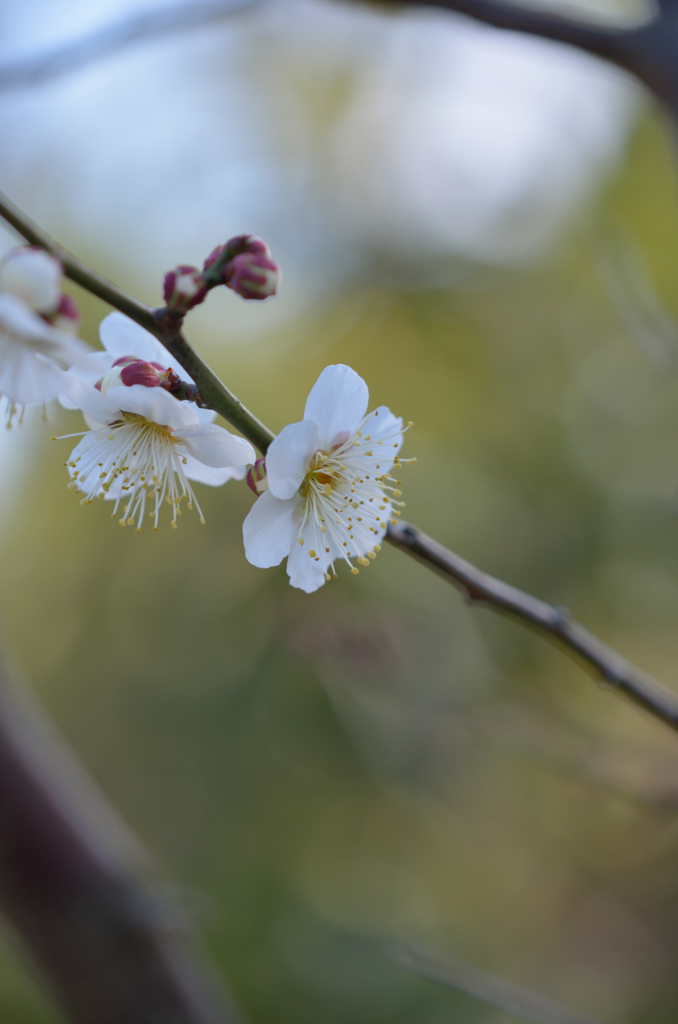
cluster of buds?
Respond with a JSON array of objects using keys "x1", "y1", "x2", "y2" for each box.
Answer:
[
  {"x1": 163, "y1": 234, "x2": 279, "y2": 315},
  {"x1": 204, "y1": 235, "x2": 279, "y2": 301},
  {"x1": 0, "y1": 246, "x2": 80, "y2": 332}
]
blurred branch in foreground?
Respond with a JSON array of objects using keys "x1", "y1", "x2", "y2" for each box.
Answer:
[
  {"x1": 376, "y1": 0, "x2": 678, "y2": 131},
  {"x1": 0, "y1": 0, "x2": 263, "y2": 93},
  {"x1": 0, "y1": 653, "x2": 242, "y2": 1024},
  {"x1": 2, "y1": 188, "x2": 678, "y2": 735},
  {"x1": 397, "y1": 943, "x2": 602, "y2": 1024}
]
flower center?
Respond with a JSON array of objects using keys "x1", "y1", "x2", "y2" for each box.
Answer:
[
  {"x1": 64, "y1": 411, "x2": 205, "y2": 531},
  {"x1": 294, "y1": 417, "x2": 412, "y2": 582},
  {"x1": 299, "y1": 449, "x2": 342, "y2": 497}
]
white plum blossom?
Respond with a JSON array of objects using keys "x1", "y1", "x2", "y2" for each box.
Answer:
[
  {"x1": 0, "y1": 247, "x2": 90, "y2": 425},
  {"x1": 0, "y1": 247, "x2": 62, "y2": 313},
  {"x1": 59, "y1": 312, "x2": 255, "y2": 530},
  {"x1": 243, "y1": 364, "x2": 411, "y2": 593}
]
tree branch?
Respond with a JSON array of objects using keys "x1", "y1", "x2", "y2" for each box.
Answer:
[
  {"x1": 376, "y1": 0, "x2": 678, "y2": 118},
  {"x1": 0, "y1": 0, "x2": 263, "y2": 93},
  {"x1": 0, "y1": 191, "x2": 274, "y2": 456},
  {"x1": 2, "y1": 190, "x2": 678, "y2": 734},
  {"x1": 386, "y1": 521, "x2": 678, "y2": 730},
  {"x1": 0, "y1": 655, "x2": 242, "y2": 1024}
]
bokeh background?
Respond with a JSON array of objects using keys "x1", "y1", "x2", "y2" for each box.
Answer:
[{"x1": 2, "y1": 0, "x2": 678, "y2": 1021}]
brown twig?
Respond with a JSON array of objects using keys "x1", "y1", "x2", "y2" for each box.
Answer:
[
  {"x1": 0, "y1": 0, "x2": 264, "y2": 93},
  {"x1": 376, "y1": 0, "x2": 678, "y2": 123},
  {"x1": 0, "y1": 655, "x2": 242, "y2": 1024},
  {"x1": 2, "y1": 190, "x2": 678, "y2": 734},
  {"x1": 0, "y1": 191, "x2": 274, "y2": 455},
  {"x1": 386, "y1": 521, "x2": 678, "y2": 730}
]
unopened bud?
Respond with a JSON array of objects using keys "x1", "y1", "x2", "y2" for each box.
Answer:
[
  {"x1": 163, "y1": 265, "x2": 208, "y2": 313},
  {"x1": 50, "y1": 293, "x2": 80, "y2": 334},
  {"x1": 246, "y1": 458, "x2": 268, "y2": 495},
  {"x1": 0, "y1": 246, "x2": 62, "y2": 314},
  {"x1": 224, "y1": 252, "x2": 279, "y2": 301},
  {"x1": 98, "y1": 356, "x2": 170, "y2": 394},
  {"x1": 120, "y1": 359, "x2": 171, "y2": 388},
  {"x1": 203, "y1": 235, "x2": 270, "y2": 273}
]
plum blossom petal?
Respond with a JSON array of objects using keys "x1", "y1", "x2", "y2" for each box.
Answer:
[
  {"x1": 266, "y1": 419, "x2": 320, "y2": 500},
  {"x1": 0, "y1": 294, "x2": 91, "y2": 418},
  {"x1": 104, "y1": 384, "x2": 199, "y2": 429},
  {"x1": 243, "y1": 364, "x2": 411, "y2": 590},
  {"x1": 0, "y1": 248, "x2": 62, "y2": 314},
  {"x1": 303, "y1": 364, "x2": 369, "y2": 448},
  {"x1": 59, "y1": 373, "x2": 123, "y2": 425},
  {"x1": 176, "y1": 423, "x2": 254, "y2": 468},
  {"x1": 243, "y1": 490, "x2": 300, "y2": 567},
  {"x1": 99, "y1": 312, "x2": 176, "y2": 369},
  {"x1": 67, "y1": 312, "x2": 216, "y2": 426},
  {"x1": 60, "y1": 345, "x2": 255, "y2": 529},
  {"x1": 0, "y1": 347, "x2": 66, "y2": 406},
  {"x1": 286, "y1": 535, "x2": 327, "y2": 594},
  {"x1": 178, "y1": 455, "x2": 247, "y2": 486}
]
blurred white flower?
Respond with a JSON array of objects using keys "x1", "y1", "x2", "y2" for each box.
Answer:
[
  {"x1": 243, "y1": 363, "x2": 409, "y2": 593},
  {"x1": 0, "y1": 246, "x2": 62, "y2": 313},
  {"x1": 59, "y1": 312, "x2": 255, "y2": 529},
  {"x1": 0, "y1": 246, "x2": 90, "y2": 425}
]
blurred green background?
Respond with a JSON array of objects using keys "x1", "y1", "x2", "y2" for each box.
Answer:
[{"x1": 3, "y1": 4, "x2": 678, "y2": 1023}]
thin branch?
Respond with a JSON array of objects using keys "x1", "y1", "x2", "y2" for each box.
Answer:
[
  {"x1": 0, "y1": 191, "x2": 274, "y2": 455},
  {"x1": 386, "y1": 521, "x2": 678, "y2": 731},
  {"x1": 0, "y1": 654, "x2": 242, "y2": 1024},
  {"x1": 397, "y1": 944, "x2": 601, "y2": 1024},
  {"x1": 2, "y1": 191, "x2": 678, "y2": 734},
  {"x1": 376, "y1": 0, "x2": 678, "y2": 117},
  {"x1": 0, "y1": 0, "x2": 263, "y2": 93}
]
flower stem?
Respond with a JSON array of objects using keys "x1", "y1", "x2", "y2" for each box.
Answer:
[
  {"x1": 2, "y1": 189, "x2": 678, "y2": 733},
  {"x1": 0, "y1": 191, "x2": 274, "y2": 454}
]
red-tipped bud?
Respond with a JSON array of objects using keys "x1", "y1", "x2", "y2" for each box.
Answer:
[
  {"x1": 120, "y1": 359, "x2": 171, "y2": 388},
  {"x1": 246, "y1": 458, "x2": 268, "y2": 495},
  {"x1": 163, "y1": 265, "x2": 208, "y2": 313},
  {"x1": 98, "y1": 357, "x2": 171, "y2": 394},
  {"x1": 49, "y1": 293, "x2": 80, "y2": 334},
  {"x1": 224, "y1": 252, "x2": 279, "y2": 301},
  {"x1": 203, "y1": 235, "x2": 270, "y2": 272}
]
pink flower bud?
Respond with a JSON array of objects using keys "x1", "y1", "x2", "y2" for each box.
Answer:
[
  {"x1": 246, "y1": 458, "x2": 268, "y2": 495},
  {"x1": 203, "y1": 235, "x2": 270, "y2": 272},
  {"x1": 0, "y1": 246, "x2": 62, "y2": 314},
  {"x1": 120, "y1": 359, "x2": 170, "y2": 388},
  {"x1": 224, "y1": 252, "x2": 279, "y2": 301},
  {"x1": 50, "y1": 293, "x2": 80, "y2": 334},
  {"x1": 163, "y1": 265, "x2": 208, "y2": 312},
  {"x1": 98, "y1": 357, "x2": 170, "y2": 394}
]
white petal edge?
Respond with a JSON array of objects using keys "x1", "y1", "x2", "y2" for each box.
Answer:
[
  {"x1": 266, "y1": 418, "x2": 319, "y2": 500},
  {"x1": 105, "y1": 384, "x2": 199, "y2": 428},
  {"x1": 243, "y1": 490, "x2": 299, "y2": 568},
  {"x1": 303, "y1": 364, "x2": 369, "y2": 449},
  {"x1": 0, "y1": 345, "x2": 67, "y2": 405},
  {"x1": 176, "y1": 423, "x2": 255, "y2": 468},
  {"x1": 364, "y1": 406, "x2": 404, "y2": 472},
  {"x1": 286, "y1": 534, "x2": 327, "y2": 593},
  {"x1": 59, "y1": 373, "x2": 121, "y2": 425},
  {"x1": 181, "y1": 455, "x2": 247, "y2": 486},
  {"x1": 100, "y1": 312, "x2": 191, "y2": 380}
]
